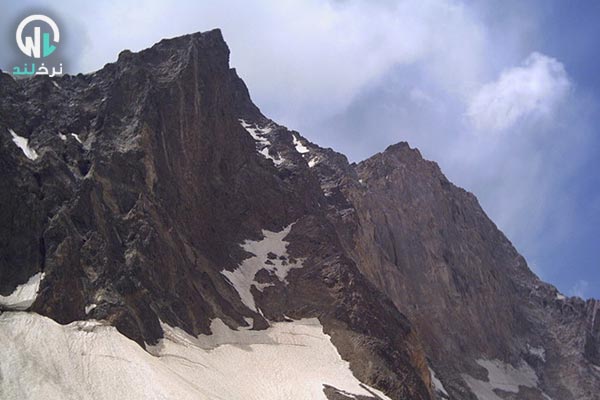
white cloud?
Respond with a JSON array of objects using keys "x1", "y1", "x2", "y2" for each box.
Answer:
[
  {"x1": 467, "y1": 52, "x2": 570, "y2": 132},
  {"x1": 409, "y1": 87, "x2": 435, "y2": 106},
  {"x1": 32, "y1": 0, "x2": 488, "y2": 128}
]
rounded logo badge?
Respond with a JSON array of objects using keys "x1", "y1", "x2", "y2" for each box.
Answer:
[{"x1": 16, "y1": 14, "x2": 60, "y2": 58}]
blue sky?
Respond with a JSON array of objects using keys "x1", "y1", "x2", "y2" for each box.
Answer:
[{"x1": 1, "y1": 0, "x2": 598, "y2": 298}]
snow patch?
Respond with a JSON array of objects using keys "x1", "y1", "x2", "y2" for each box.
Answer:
[
  {"x1": 51, "y1": 81, "x2": 61, "y2": 89},
  {"x1": 463, "y1": 359, "x2": 552, "y2": 400},
  {"x1": 556, "y1": 292, "x2": 566, "y2": 300},
  {"x1": 85, "y1": 303, "x2": 97, "y2": 314},
  {"x1": 527, "y1": 344, "x2": 546, "y2": 362},
  {"x1": 259, "y1": 147, "x2": 284, "y2": 166},
  {"x1": 8, "y1": 129, "x2": 38, "y2": 160},
  {"x1": 58, "y1": 133, "x2": 67, "y2": 141},
  {"x1": 239, "y1": 119, "x2": 285, "y2": 166},
  {"x1": 70, "y1": 133, "x2": 83, "y2": 144},
  {"x1": 242, "y1": 317, "x2": 254, "y2": 328},
  {"x1": 0, "y1": 272, "x2": 44, "y2": 311},
  {"x1": 308, "y1": 157, "x2": 320, "y2": 168},
  {"x1": 240, "y1": 119, "x2": 273, "y2": 142},
  {"x1": 429, "y1": 367, "x2": 449, "y2": 397},
  {"x1": 293, "y1": 134, "x2": 310, "y2": 154},
  {"x1": 0, "y1": 312, "x2": 392, "y2": 400},
  {"x1": 221, "y1": 224, "x2": 303, "y2": 312}
]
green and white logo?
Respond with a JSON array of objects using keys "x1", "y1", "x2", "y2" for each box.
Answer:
[
  {"x1": 16, "y1": 14, "x2": 60, "y2": 58},
  {"x1": 12, "y1": 14, "x2": 63, "y2": 77}
]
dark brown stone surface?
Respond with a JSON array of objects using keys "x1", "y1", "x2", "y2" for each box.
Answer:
[{"x1": 309, "y1": 141, "x2": 600, "y2": 398}]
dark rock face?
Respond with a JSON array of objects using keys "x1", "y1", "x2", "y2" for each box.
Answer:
[{"x1": 0, "y1": 29, "x2": 598, "y2": 399}]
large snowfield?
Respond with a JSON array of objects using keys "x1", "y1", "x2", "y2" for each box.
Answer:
[{"x1": 0, "y1": 312, "x2": 391, "y2": 400}]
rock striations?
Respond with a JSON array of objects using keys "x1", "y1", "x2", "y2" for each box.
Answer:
[{"x1": 0, "y1": 29, "x2": 598, "y2": 400}]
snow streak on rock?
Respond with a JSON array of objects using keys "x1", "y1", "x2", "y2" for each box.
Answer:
[
  {"x1": 429, "y1": 367, "x2": 449, "y2": 398},
  {"x1": 70, "y1": 133, "x2": 83, "y2": 144},
  {"x1": 527, "y1": 344, "x2": 547, "y2": 362},
  {"x1": 85, "y1": 304, "x2": 97, "y2": 315},
  {"x1": 221, "y1": 224, "x2": 302, "y2": 312},
  {"x1": 8, "y1": 129, "x2": 38, "y2": 160},
  {"x1": 239, "y1": 119, "x2": 284, "y2": 166}
]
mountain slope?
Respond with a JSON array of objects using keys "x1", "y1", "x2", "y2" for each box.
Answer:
[
  {"x1": 0, "y1": 30, "x2": 430, "y2": 400},
  {"x1": 0, "y1": 29, "x2": 598, "y2": 400},
  {"x1": 311, "y1": 141, "x2": 600, "y2": 399}
]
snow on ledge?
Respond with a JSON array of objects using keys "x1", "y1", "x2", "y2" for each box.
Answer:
[
  {"x1": 221, "y1": 223, "x2": 303, "y2": 312},
  {"x1": 293, "y1": 134, "x2": 310, "y2": 154},
  {"x1": 0, "y1": 312, "x2": 392, "y2": 400},
  {"x1": 308, "y1": 157, "x2": 320, "y2": 168},
  {"x1": 0, "y1": 272, "x2": 44, "y2": 311},
  {"x1": 8, "y1": 129, "x2": 38, "y2": 160}
]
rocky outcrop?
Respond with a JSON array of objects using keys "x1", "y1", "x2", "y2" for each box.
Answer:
[{"x1": 0, "y1": 29, "x2": 598, "y2": 400}]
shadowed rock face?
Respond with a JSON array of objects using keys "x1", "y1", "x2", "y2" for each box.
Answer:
[{"x1": 0, "y1": 29, "x2": 598, "y2": 400}]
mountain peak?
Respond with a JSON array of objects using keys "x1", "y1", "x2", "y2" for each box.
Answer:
[
  {"x1": 382, "y1": 141, "x2": 424, "y2": 161},
  {"x1": 99, "y1": 28, "x2": 231, "y2": 82}
]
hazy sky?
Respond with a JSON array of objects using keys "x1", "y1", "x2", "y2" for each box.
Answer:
[{"x1": 2, "y1": 0, "x2": 598, "y2": 298}]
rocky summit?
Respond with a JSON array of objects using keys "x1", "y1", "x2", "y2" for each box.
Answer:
[{"x1": 0, "y1": 29, "x2": 598, "y2": 400}]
